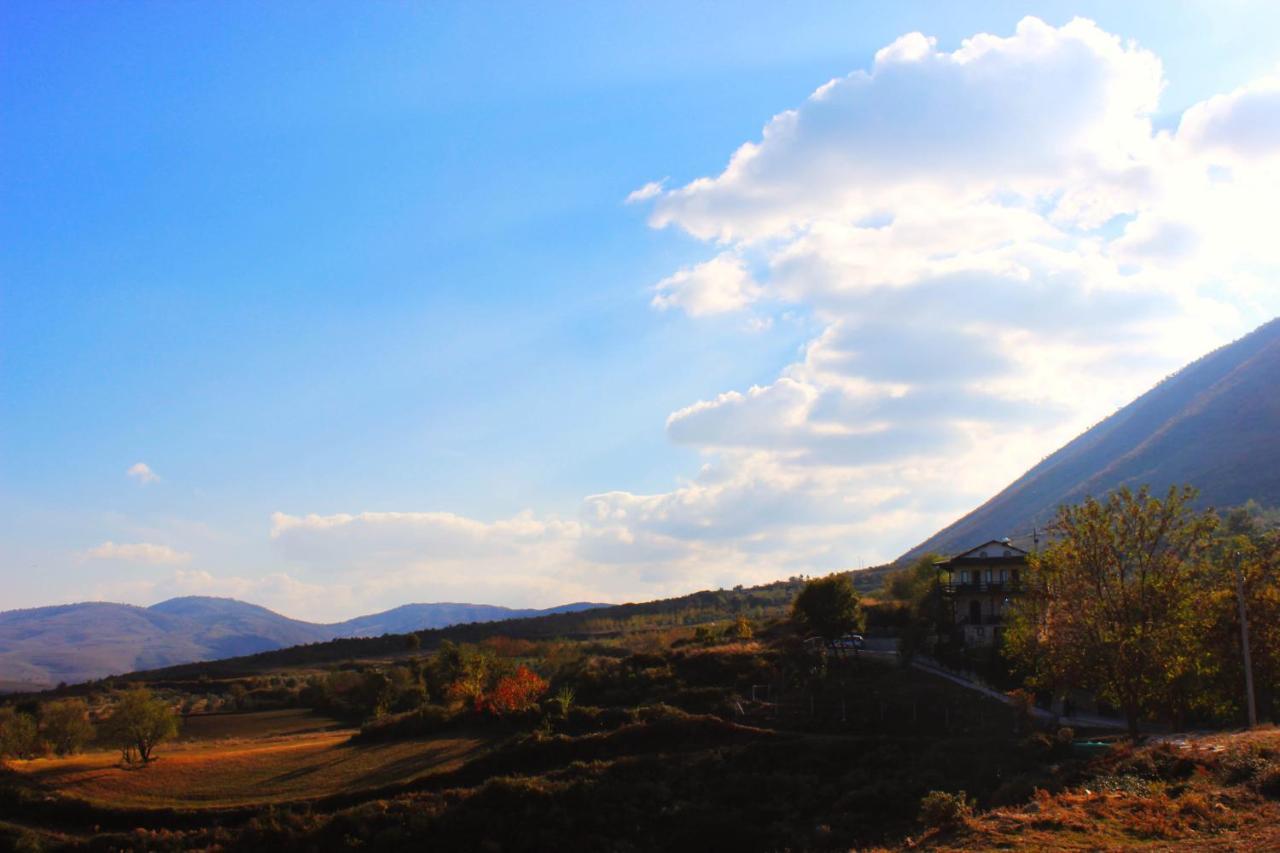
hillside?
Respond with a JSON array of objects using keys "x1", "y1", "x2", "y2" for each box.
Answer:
[
  {"x1": 6, "y1": 626, "x2": 1276, "y2": 852},
  {"x1": 0, "y1": 597, "x2": 605, "y2": 689},
  {"x1": 329, "y1": 601, "x2": 604, "y2": 638},
  {"x1": 905, "y1": 317, "x2": 1280, "y2": 560}
]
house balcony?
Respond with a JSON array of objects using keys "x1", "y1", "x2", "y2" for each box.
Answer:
[
  {"x1": 942, "y1": 581, "x2": 1022, "y2": 594},
  {"x1": 954, "y1": 614, "x2": 1007, "y2": 627}
]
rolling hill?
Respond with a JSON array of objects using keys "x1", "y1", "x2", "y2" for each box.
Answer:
[
  {"x1": 0, "y1": 597, "x2": 605, "y2": 689},
  {"x1": 904, "y1": 316, "x2": 1280, "y2": 560}
]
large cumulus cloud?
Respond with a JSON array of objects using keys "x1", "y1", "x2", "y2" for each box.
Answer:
[{"x1": 267, "y1": 17, "x2": 1280, "y2": 614}]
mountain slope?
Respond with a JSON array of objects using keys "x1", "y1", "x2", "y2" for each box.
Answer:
[
  {"x1": 0, "y1": 597, "x2": 606, "y2": 689},
  {"x1": 330, "y1": 601, "x2": 604, "y2": 637},
  {"x1": 904, "y1": 317, "x2": 1280, "y2": 560}
]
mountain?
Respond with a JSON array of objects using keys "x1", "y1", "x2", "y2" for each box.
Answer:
[
  {"x1": 904, "y1": 317, "x2": 1280, "y2": 560},
  {"x1": 330, "y1": 602, "x2": 606, "y2": 637},
  {"x1": 0, "y1": 597, "x2": 606, "y2": 690}
]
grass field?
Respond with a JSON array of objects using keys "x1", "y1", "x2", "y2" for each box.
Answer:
[
  {"x1": 11, "y1": 709, "x2": 489, "y2": 808},
  {"x1": 911, "y1": 727, "x2": 1280, "y2": 851}
]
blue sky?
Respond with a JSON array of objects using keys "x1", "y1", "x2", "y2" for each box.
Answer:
[{"x1": 4, "y1": 2, "x2": 1280, "y2": 619}]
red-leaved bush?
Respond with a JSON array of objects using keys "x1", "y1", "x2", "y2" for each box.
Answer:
[{"x1": 483, "y1": 666, "x2": 548, "y2": 716}]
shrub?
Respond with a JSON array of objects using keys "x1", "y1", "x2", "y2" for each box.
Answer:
[
  {"x1": 357, "y1": 704, "x2": 460, "y2": 742},
  {"x1": 552, "y1": 686, "x2": 575, "y2": 717},
  {"x1": 918, "y1": 789, "x2": 973, "y2": 829},
  {"x1": 485, "y1": 666, "x2": 548, "y2": 716},
  {"x1": 1258, "y1": 764, "x2": 1280, "y2": 800},
  {"x1": 1222, "y1": 751, "x2": 1271, "y2": 784},
  {"x1": 0, "y1": 707, "x2": 39, "y2": 760},
  {"x1": 40, "y1": 698, "x2": 94, "y2": 756}
]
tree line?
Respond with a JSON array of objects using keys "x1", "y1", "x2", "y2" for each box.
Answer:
[
  {"x1": 1006, "y1": 486, "x2": 1280, "y2": 738},
  {"x1": 0, "y1": 687, "x2": 177, "y2": 764},
  {"x1": 869, "y1": 486, "x2": 1280, "y2": 739}
]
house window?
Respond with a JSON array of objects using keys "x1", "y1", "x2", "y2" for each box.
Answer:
[
  {"x1": 1000, "y1": 569, "x2": 1007, "y2": 583},
  {"x1": 979, "y1": 550, "x2": 988, "y2": 557},
  {"x1": 1003, "y1": 549, "x2": 1012, "y2": 556}
]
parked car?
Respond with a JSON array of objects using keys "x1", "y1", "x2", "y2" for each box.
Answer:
[{"x1": 831, "y1": 633, "x2": 865, "y2": 650}]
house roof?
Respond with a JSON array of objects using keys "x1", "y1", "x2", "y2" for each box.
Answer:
[{"x1": 933, "y1": 539, "x2": 1029, "y2": 566}]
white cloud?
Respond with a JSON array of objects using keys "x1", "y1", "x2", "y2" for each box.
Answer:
[
  {"x1": 1177, "y1": 76, "x2": 1280, "y2": 161},
  {"x1": 84, "y1": 541, "x2": 190, "y2": 565},
  {"x1": 651, "y1": 253, "x2": 761, "y2": 316},
  {"x1": 611, "y1": 16, "x2": 1279, "y2": 574},
  {"x1": 642, "y1": 16, "x2": 1163, "y2": 241},
  {"x1": 625, "y1": 179, "x2": 667, "y2": 203},
  {"x1": 126, "y1": 462, "x2": 159, "y2": 485},
  {"x1": 245, "y1": 19, "x2": 1280, "y2": 616}
]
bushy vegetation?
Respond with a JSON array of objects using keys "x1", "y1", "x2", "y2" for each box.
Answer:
[
  {"x1": 1006, "y1": 487, "x2": 1280, "y2": 735},
  {"x1": 100, "y1": 687, "x2": 179, "y2": 764},
  {"x1": 918, "y1": 789, "x2": 973, "y2": 829},
  {"x1": 38, "y1": 698, "x2": 94, "y2": 756},
  {"x1": 790, "y1": 573, "x2": 862, "y2": 640}
]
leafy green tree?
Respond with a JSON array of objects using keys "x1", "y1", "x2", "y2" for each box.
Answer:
[
  {"x1": 101, "y1": 687, "x2": 178, "y2": 764},
  {"x1": 1205, "y1": 508, "x2": 1280, "y2": 724},
  {"x1": 0, "y1": 706, "x2": 39, "y2": 760},
  {"x1": 1005, "y1": 486, "x2": 1218, "y2": 739},
  {"x1": 791, "y1": 574, "x2": 863, "y2": 641},
  {"x1": 878, "y1": 554, "x2": 939, "y2": 603},
  {"x1": 877, "y1": 554, "x2": 944, "y2": 661},
  {"x1": 40, "y1": 698, "x2": 95, "y2": 756}
]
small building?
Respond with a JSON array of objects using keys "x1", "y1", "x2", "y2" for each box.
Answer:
[{"x1": 935, "y1": 539, "x2": 1028, "y2": 647}]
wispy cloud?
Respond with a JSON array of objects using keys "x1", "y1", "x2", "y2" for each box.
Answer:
[
  {"x1": 85, "y1": 541, "x2": 190, "y2": 565},
  {"x1": 126, "y1": 462, "x2": 159, "y2": 485}
]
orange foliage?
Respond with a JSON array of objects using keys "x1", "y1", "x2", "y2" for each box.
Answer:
[{"x1": 483, "y1": 666, "x2": 548, "y2": 716}]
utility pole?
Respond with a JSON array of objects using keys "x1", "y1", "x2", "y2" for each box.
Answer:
[{"x1": 1231, "y1": 550, "x2": 1257, "y2": 729}]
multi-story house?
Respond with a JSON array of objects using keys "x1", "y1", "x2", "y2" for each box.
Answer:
[{"x1": 935, "y1": 539, "x2": 1028, "y2": 647}]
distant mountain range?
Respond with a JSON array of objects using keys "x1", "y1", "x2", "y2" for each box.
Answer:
[
  {"x1": 0, "y1": 597, "x2": 605, "y2": 690},
  {"x1": 904, "y1": 317, "x2": 1280, "y2": 560}
]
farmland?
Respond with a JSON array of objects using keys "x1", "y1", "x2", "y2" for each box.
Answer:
[{"x1": 9, "y1": 709, "x2": 489, "y2": 809}]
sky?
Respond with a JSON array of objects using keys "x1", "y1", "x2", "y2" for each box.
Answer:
[{"x1": 3, "y1": 2, "x2": 1280, "y2": 621}]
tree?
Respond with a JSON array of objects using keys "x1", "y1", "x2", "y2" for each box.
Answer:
[
  {"x1": 40, "y1": 698, "x2": 94, "y2": 756},
  {"x1": 1205, "y1": 508, "x2": 1280, "y2": 725},
  {"x1": 101, "y1": 688, "x2": 178, "y2": 764},
  {"x1": 791, "y1": 574, "x2": 863, "y2": 642},
  {"x1": 0, "y1": 706, "x2": 39, "y2": 760},
  {"x1": 484, "y1": 666, "x2": 548, "y2": 716},
  {"x1": 1005, "y1": 486, "x2": 1218, "y2": 740},
  {"x1": 877, "y1": 554, "x2": 944, "y2": 662}
]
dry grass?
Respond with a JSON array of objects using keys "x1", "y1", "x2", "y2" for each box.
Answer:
[
  {"x1": 11, "y1": 709, "x2": 489, "y2": 808},
  {"x1": 905, "y1": 727, "x2": 1280, "y2": 852},
  {"x1": 176, "y1": 708, "x2": 344, "y2": 743}
]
